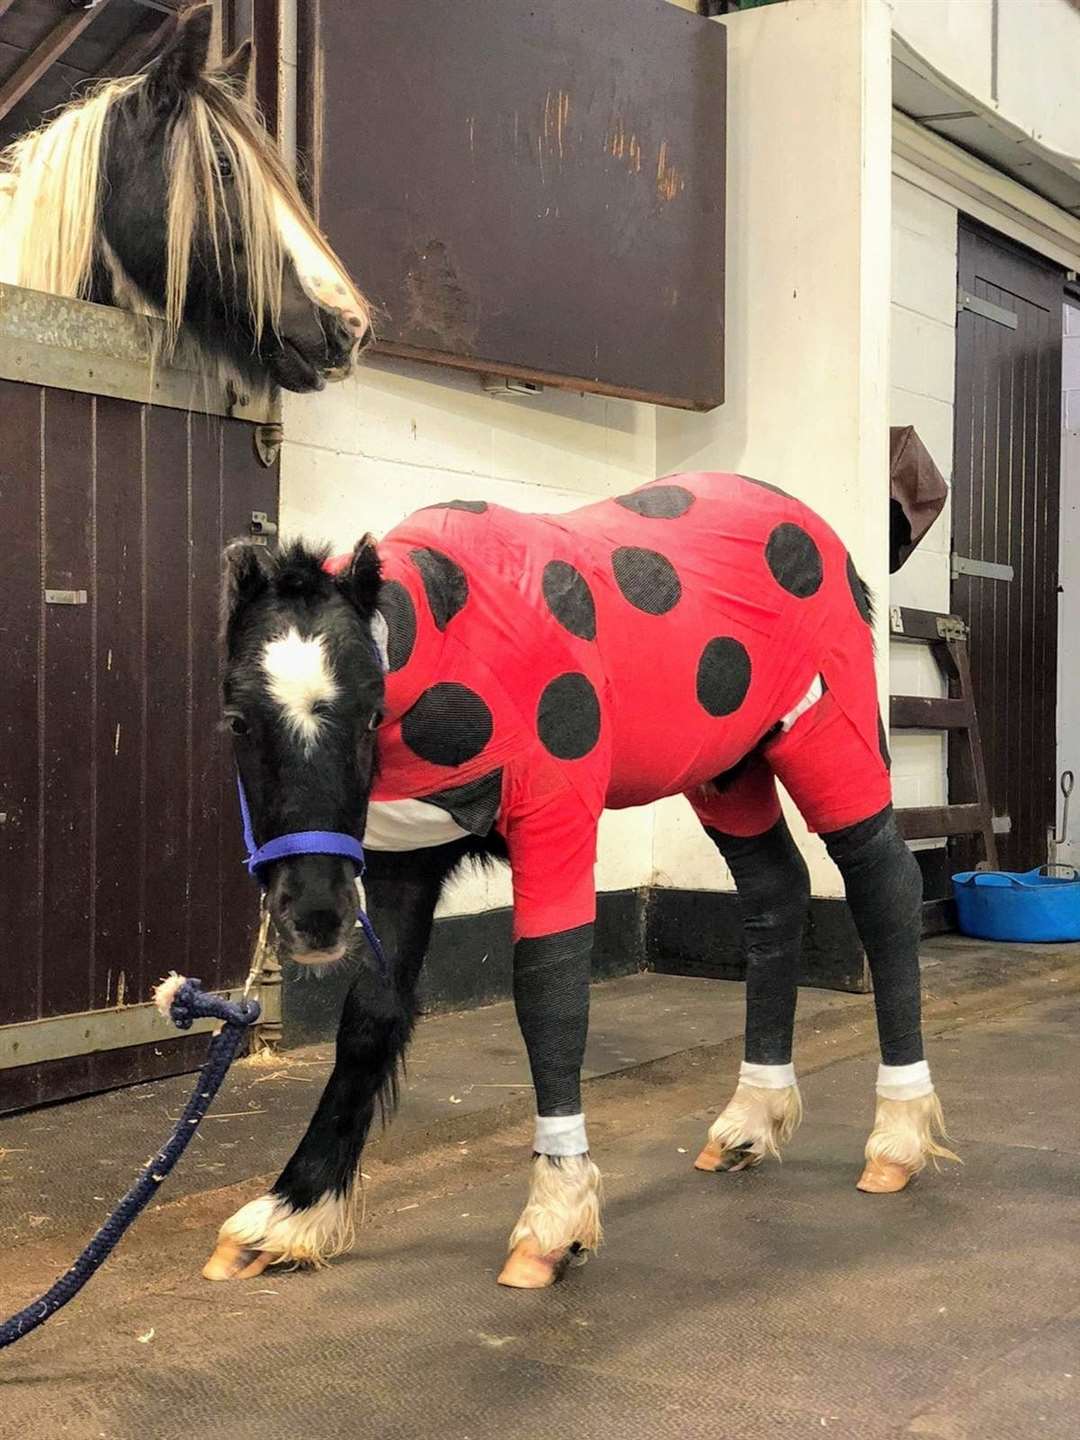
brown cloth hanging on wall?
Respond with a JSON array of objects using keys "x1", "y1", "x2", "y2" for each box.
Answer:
[{"x1": 890, "y1": 425, "x2": 949, "y2": 573}]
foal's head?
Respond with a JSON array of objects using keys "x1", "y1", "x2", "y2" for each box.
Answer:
[
  {"x1": 223, "y1": 539, "x2": 385, "y2": 965},
  {"x1": 0, "y1": 4, "x2": 370, "y2": 393}
]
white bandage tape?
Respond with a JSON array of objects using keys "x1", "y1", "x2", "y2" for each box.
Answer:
[
  {"x1": 739, "y1": 1061, "x2": 797, "y2": 1090},
  {"x1": 534, "y1": 1113, "x2": 589, "y2": 1156},
  {"x1": 876, "y1": 1060, "x2": 933, "y2": 1101}
]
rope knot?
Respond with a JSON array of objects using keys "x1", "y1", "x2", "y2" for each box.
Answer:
[{"x1": 153, "y1": 972, "x2": 261, "y2": 1031}]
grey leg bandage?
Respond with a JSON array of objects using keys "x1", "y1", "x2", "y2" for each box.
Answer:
[
  {"x1": 823, "y1": 806, "x2": 924, "y2": 1066},
  {"x1": 513, "y1": 924, "x2": 593, "y2": 1154},
  {"x1": 706, "y1": 819, "x2": 810, "y2": 1066}
]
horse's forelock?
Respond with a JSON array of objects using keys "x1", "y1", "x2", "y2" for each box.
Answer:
[{"x1": 271, "y1": 541, "x2": 335, "y2": 600}]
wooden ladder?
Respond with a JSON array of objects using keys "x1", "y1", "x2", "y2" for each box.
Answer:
[{"x1": 889, "y1": 606, "x2": 998, "y2": 929}]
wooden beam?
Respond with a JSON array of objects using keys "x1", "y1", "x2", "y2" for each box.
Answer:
[
  {"x1": 890, "y1": 696, "x2": 972, "y2": 731},
  {"x1": 101, "y1": 14, "x2": 177, "y2": 79},
  {"x1": 0, "y1": 0, "x2": 118, "y2": 123},
  {"x1": 895, "y1": 805, "x2": 989, "y2": 841}
]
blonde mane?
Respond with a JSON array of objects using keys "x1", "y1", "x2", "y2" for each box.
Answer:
[{"x1": 0, "y1": 71, "x2": 369, "y2": 354}]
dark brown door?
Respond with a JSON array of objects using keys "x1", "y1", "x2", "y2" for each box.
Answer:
[
  {"x1": 952, "y1": 221, "x2": 1063, "y2": 871},
  {"x1": 0, "y1": 382, "x2": 277, "y2": 1111}
]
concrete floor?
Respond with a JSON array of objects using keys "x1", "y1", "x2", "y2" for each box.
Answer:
[{"x1": 0, "y1": 939, "x2": 1078, "y2": 1439}]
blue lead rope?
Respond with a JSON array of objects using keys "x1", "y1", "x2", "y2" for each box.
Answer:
[
  {"x1": 1, "y1": 769, "x2": 387, "y2": 1351},
  {"x1": 0, "y1": 982, "x2": 260, "y2": 1352}
]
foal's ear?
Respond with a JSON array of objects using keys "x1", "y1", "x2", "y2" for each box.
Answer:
[
  {"x1": 146, "y1": 3, "x2": 214, "y2": 110},
  {"x1": 218, "y1": 39, "x2": 254, "y2": 95},
  {"x1": 335, "y1": 534, "x2": 382, "y2": 618},
  {"x1": 222, "y1": 541, "x2": 272, "y2": 637}
]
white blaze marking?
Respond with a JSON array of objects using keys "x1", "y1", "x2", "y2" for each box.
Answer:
[
  {"x1": 262, "y1": 628, "x2": 338, "y2": 745},
  {"x1": 271, "y1": 189, "x2": 369, "y2": 338}
]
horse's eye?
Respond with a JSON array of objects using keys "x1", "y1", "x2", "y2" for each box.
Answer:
[
  {"x1": 228, "y1": 715, "x2": 249, "y2": 737},
  {"x1": 217, "y1": 152, "x2": 233, "y2": 180}
]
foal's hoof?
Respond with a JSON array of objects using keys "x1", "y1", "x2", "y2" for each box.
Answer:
[
  {"x1": 856, "y1": 1158, "x2": 914, "y2": 1194},
  {"x1": 498, "y1": 1240, "x2": 581, "y2": 1289},
  {"x1": 202, "y1": 1237, "x2": 277, "y2": 1281},
  {"x1": 693, "y1": 1140, "x2": 759, "y2": 1174}
]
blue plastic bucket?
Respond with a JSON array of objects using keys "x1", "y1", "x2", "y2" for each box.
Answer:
[{"x1": 951, "y1": 865, "x2": 1080, "y2": 942}]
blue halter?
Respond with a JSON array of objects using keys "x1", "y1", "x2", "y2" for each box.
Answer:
[{"x1": 236, "y1": 773, "x2": 386, "y2": 977}]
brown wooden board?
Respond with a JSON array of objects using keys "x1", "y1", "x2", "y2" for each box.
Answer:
[
  {"x1": 305, "y1": 0, "x2": 727, "y2": 410},
  {"x1": 952, "y1": 222, "x2": 1063, "y2": 872},
  {"x1": 0, "y1": 378, "x2": 276, "y2": 1110}
]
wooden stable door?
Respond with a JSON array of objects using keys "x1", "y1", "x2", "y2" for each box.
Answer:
[
  {"x1": 951, "y1": 222, "x2": 1064, "y2": 872},
  {"x1": 0, "y1": 382, "x2": 276, "y2": 1111}
]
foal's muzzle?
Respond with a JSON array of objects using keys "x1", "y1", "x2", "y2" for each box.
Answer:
[{"x1": 268, "y1": 855, "x2": 358, "y2": 966}]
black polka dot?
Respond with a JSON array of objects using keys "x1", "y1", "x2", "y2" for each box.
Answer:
[
  {"x1": 542, "y1": 560, "x2": 596, "y2": 640},
  {"x1": 410, "y1": 547, "x2": 468, "y2": 630},
  {"x1": 425, "y1": 499, "x2": 489, "y2": 514},
  {"x1": 401, "y1": 683, "x2": 493, "y2": 766},
  {"x1": 612, "y1": 547, "x2": 681, "y2": 614},
  {"x1": 847, "y1": 555, "x2": 874, "y2": 624},
  {"x1": 739, "y1": 473, "x2": 791, "y2": 498},
  {"x1": 615, "y1": 485, "x2": 695, "y2": 519},
  {"x1": 537, "y1": 673, "x2": 601, "y2": 760},
  {"x1": 696, "y1": 637, "x2": 752, "y2": 717},
  {"x1": 765, "y1": 524, "x2": 823, "y2": 598},
  {"x1": 376, "y1": 580, "x2": 416, "y2": 673},
  {"x1": 878, "y1": 713, "x2": 891, "y2": 771}
]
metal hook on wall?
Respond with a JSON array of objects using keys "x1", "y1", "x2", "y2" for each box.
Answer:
[{"x1": 1056, "y1": 770, "x2": 1074, "y2": 846}]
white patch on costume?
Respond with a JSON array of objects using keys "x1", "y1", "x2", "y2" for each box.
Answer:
[
  {"x1": 363, "y1": 799, "x2": 469, "y2": 851},
  {"x1": 262, "y1": 628, "x2": 338, "y2": 746},
  {"x1": 218, "y1": 1190, "x2": 354, "y2": 1268},
  {"x1": 739, "y1": 1060, "x2": 797, "y2": 1090},
  {"x1": 780, "y1": 674, "x2": 824, "y2": 732},
  {"x1": 534, "y1": 1113, "x2": 589, "y2": 1157},
  {"x1": 370, "y1": 610, "x2": 390, "y2": 672},
  {"x1": 876, "y1": 1059, "x2": 933, "y2": 1101},
  {"x1": 507, "y1": 1153, "x2": 603, "y2": 1257},
  {"x1": 271, "y1": 189, "x2": 369, "y2": 337}
]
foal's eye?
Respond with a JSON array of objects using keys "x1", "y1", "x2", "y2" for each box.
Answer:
[
  {"x1": 217, "y1": 152, "x2": 234, "y2": 180},
  {"x1": 228, "y1": 715, "x2": 249, "y2": 737}
]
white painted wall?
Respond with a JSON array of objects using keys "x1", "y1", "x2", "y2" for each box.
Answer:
[
  {"x1": 892, "y1": 0, "x2": 1080, "y2": 159},
  {"x1": 1056, "y1": 304, "x2": 1080, "y2": 866},
  {"x1": 281, "y1": 363, "x2": 659, "y2": 918},
  {"x1": 651, "y1": 0, "x2": 894, "y2": 899},
  {"x1": 888, "y1": 174, "x2": 958, "y2": 826}
]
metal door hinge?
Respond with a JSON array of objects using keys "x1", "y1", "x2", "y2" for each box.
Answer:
[
  {"x1": 951, "y1": 554, "x2": 1014, "y2": 583},
  {"x1": 935, "y1": 615, "x2": 968, "y2": 642},
  {"x1": 957, "y1": 290, "x2": 1018, "y2": 329}
]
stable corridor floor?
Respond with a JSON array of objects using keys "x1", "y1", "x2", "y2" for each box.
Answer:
[{"x1": 0, "y1": 943, "x2": 1077, "y2": 1439}]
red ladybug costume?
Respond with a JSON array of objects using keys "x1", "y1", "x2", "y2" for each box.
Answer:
[{"x1": 329, "y1": 472, "x2": 889, "y2": 940}]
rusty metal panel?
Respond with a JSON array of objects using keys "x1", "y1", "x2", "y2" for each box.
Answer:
[
  {"x1": 307, "y1": 0, "x2": 727, "y2": 410},
  {"x1": 952, "y1": 222, "x2": 1063, "y2": 873},
  {"x1": 0, "y1": 372, "x2": 277, "y2": 1112}
]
